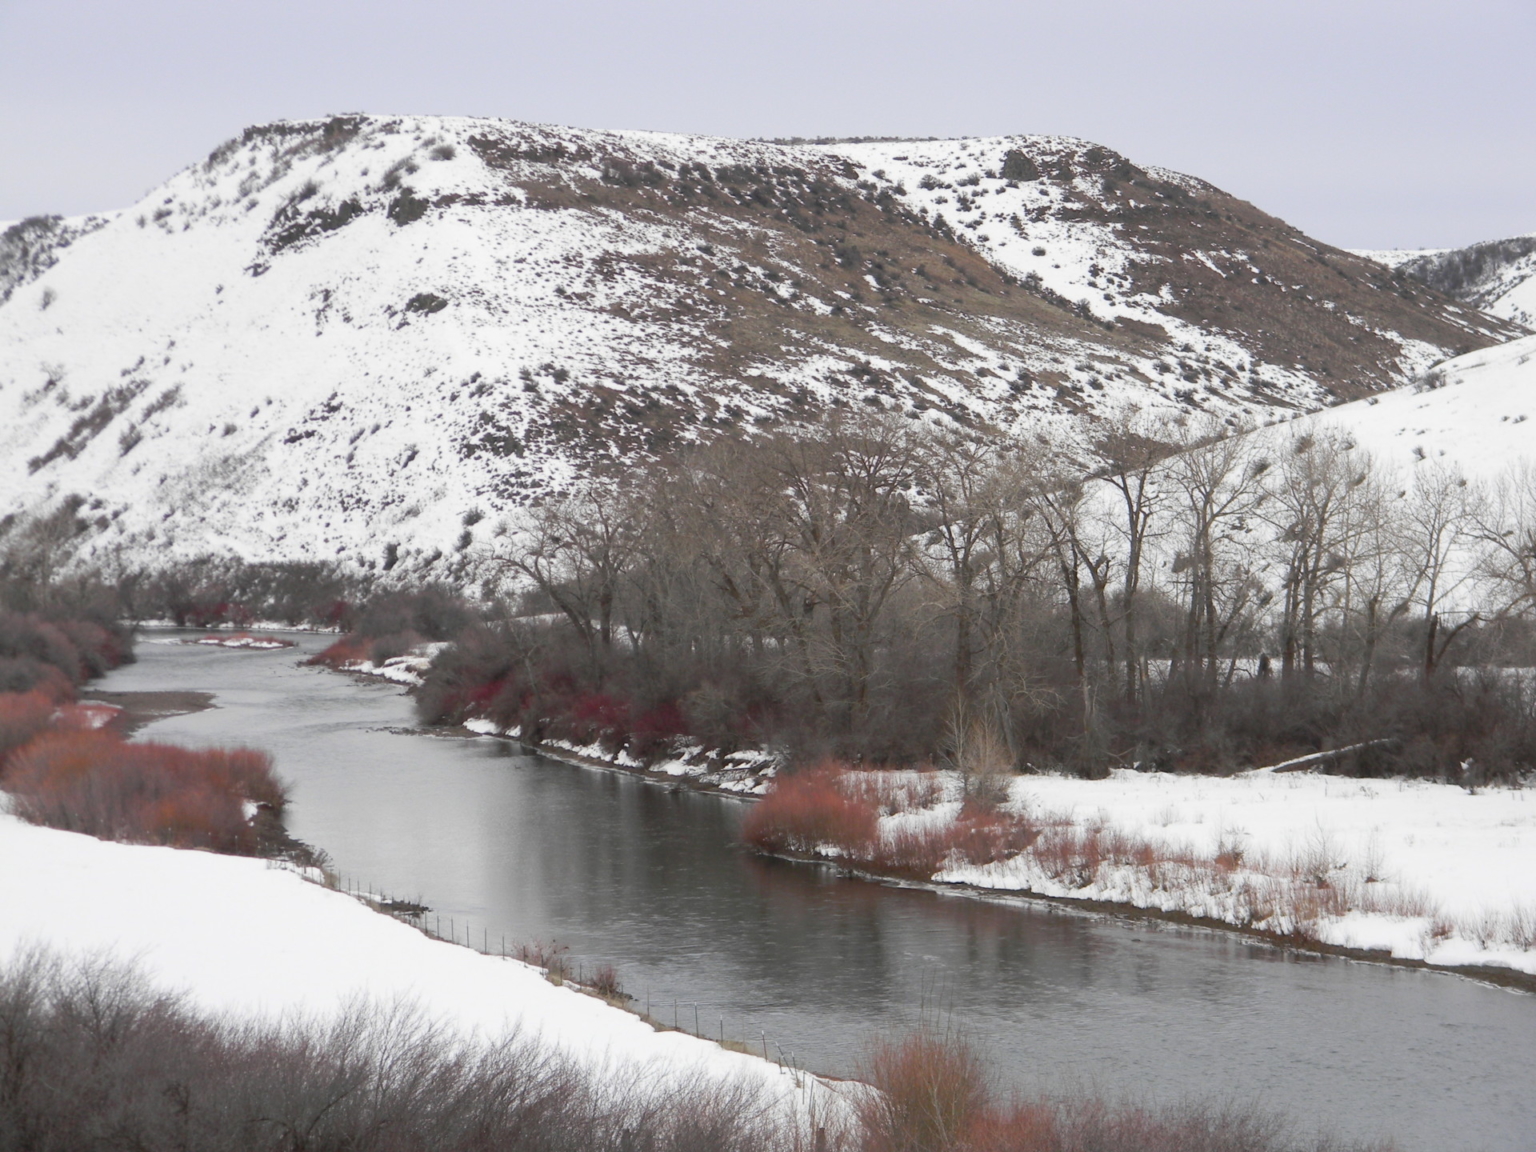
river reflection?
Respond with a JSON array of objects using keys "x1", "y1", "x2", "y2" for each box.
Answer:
[{"x1": 99, "y1": 635, "x2": 1536, "y2": 1152}]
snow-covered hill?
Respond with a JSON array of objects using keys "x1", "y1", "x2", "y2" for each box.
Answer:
[
  {"x1": 1287, "y1": 331, "x2": 1536, "y2": 483},
  {"x1": 0, "y1": 115, "x2": 1517, "y2": 576}
]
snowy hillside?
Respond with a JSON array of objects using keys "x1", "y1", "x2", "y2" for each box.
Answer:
[
  {"x1": 1376, "y1": 234, "x2": 1536, "y2": 328},
  {"x1": 0, "y1": 115, "x2": 1517, "y2": 576},
  {"x1": 829, "y1": 138, "x2": 1509, "y2": 391},
  {"x1": 1287, "y1": 331, "x2": 1536, "y2": 482}
]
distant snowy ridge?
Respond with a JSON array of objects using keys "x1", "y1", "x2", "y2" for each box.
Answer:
[
  {"x1": 0, "y1": 114, "x2": 1516, "y2": 576},
  {"x1": 1379, "y1": 232, "x2": 1536, "y2": 328},
  {"x1": 1349, "y1": 248, "x2": 1448, "y2": 271}
]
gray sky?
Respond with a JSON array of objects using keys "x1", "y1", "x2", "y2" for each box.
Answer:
[{"x1": 2, "y1": 0, "x2": 1532, "y2": 250}]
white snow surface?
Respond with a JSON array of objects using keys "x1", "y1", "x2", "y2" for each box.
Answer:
[
  {"x1": 462, "y1": 718, "x2": 776, "y2": 795},
  {"x1": 0, "y1": 810, "x2": 826, "y2": 1108},
  {"x1": 868, "y1": 768, "x2": 1536, "y2": 974},
  {"x1": 1285, "y1": 332, "x2": 1536, "y2": 482}
]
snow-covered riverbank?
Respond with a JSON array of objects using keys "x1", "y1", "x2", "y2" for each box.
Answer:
[
  {"x1": 0, "y1": 810, "x2": 832, "y2": 1112},
  {"x1": 842, "y1": 767, "x2": 1536, "y2": 978}
]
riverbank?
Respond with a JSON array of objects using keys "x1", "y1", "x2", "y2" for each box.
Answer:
[
  {"x1": 0, "y1": 809, "x2": 838, "y2": 1118},
  {"x1": 742, "y1": 765, "x2": 1536, "y2": 985}
]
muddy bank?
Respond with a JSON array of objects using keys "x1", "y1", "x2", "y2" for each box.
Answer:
[{"x1": 80, "y1": 689, "x2": 215, "y2": 738}]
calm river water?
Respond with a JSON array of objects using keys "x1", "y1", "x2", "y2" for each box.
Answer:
[{"x1": 100, "y1": 635, "x2": 1536, "y2": 1152}]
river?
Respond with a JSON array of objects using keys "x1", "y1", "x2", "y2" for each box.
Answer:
[{"x1": 98, "y1": 634, "x2": 1536, "y2": 1152}]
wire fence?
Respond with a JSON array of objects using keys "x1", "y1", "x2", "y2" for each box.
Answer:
[{"x1": 284, "y1": 862, "x2": 813, "y2": 1086}]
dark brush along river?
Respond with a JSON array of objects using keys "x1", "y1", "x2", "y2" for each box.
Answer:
[{"x1": 99, "y1": 634, "x2": 1534, "y2": 1152}]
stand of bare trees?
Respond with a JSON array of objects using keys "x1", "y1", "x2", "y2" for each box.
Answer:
[{"x1": 434, "y1": 413, "x2": 1536, "y2": 780}]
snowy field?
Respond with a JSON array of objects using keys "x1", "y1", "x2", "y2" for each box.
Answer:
[
  {"x1": 867, "y1": 766, "x2": 1536, "y2": 976},
  {"x1": 0, "y1": 811, "x2": 833, "y2": 1114}
]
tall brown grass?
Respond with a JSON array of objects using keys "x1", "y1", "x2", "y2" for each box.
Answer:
[{"x1": 3, "y1": 731, "x2": 287, "y2": 854}]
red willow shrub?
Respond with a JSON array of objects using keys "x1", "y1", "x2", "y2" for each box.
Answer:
[
  {"x1": 3, "y1": 732, "x2": 287, "y2": 855},
  {"x1": 745, "y1": 764, "x2": 1040, "y2": 876},
  {"x1": 858, "y1": 1030, "x2": 991, "y2": 1152},
  {"x1": 740, "y1": 765, "x2": 880, "y2": 856},
  {"x1": 0, "y1": 691, "x2": 55, "y2": 766},
  {"x1": 305, "y1": 634, "x2": 374, "y2": 669},
  {"x1": 859, "y1": 1030, "x2": 1389, "y2": 1152}
]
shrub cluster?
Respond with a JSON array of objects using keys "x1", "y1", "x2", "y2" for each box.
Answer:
[
  {"x1": 0, "y1": 609, "x2": 132, "y2": 698},
  {"x1": 857, "y1": 1029, "x2": 1395, "y2": 1152},
  {"x1": 416, "y1": 623, "x2": 697, "y2": 760},
  {"x1": 3, "y1": 732, "x2": 286, "y2": 855},
  {"x1": 0, "y1": 948, "x2": 796, "y2": 1152},
  {"x1": 0, "y1": 689, "x2": 54, "y2": 763},
  {"x1": 741, "y1": 766, "x2": 880, "y2": 856},
  {"x1": 0, "y1": 949, "x2": 1396, "y2": 1152},
  {"x1": 307, "y1": 585, "x2": 475, "y2": 669},
  {"x1": 742, "y1": 767, "x2": 1034, "y2": 878}
]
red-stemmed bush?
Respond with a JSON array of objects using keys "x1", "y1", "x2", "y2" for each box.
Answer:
[
  {"x1": 628, "y1": 700, "x2": 689, "y2": 759},
  {"x1": 0, "y1": 691, "x2": 55, "y2": 766},
  {"x1": 305, "y1": 634, "x2": 373, "y2": 669},
  {"x1": 740, "y1": 765, "x2": 879, "y2": 856},
  {"x1": 3, "y1": 732, "x2": 286, "y2": 854},
  {"x1": 857, "y1": 1030, "x2": 991, "y2": 1152}
]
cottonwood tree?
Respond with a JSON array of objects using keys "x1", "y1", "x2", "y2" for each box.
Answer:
[
  {"x1": 771, "y1": 415, "x2": 925, "y2": 735},
  {"x1": 658, "y1": 414, "x2": 925, "y2": 737},
  {"x1": 492, "y1": 486, "x2": 635, "y2": 670},
  {"x1": 1263, "y1": 429, "x2": 1374, "y2": 688},
  {"x1": 1332, "y1": 471, "x2": 1413, "y2": 703},
  {"x1": 1165, "y1": 422, "x2": 1269, "y2": 708},
  {"x1": 1092, "y1": 414, "x2": 1180, "y2": 709},
  {"x1": 1022, "y1": 455, "x2": 1113, "y2": 742},
  {"x1": 1473, "y1": 462, "x2": 1536, "y2": 622},
  {"x1": 0, "y1": 501, "x2": 90, "y2": 611},
  {"x1": 1394, "y1": 461, "x2": 1483, "y2": 684}
]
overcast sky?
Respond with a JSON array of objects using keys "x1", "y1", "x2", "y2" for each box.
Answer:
[{"x1": 2, "y1": 0, "x2": 1531, "y2": 250}]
